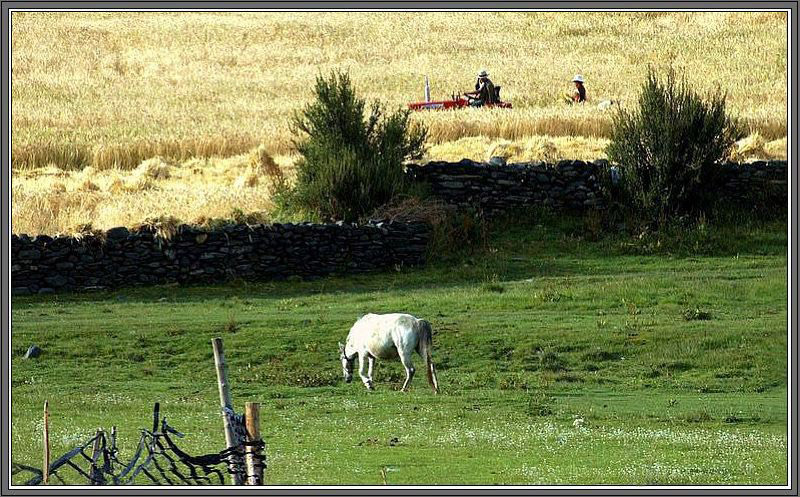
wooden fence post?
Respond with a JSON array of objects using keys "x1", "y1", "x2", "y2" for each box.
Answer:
[
  {"x1": 212, "y1": 337, "x2": 245, "y2": 485},
  {"x1": 110, "y1": 426, "x2": 117, "y2": 455},
  {"x1": 245, "y1": 402, "x2": 264, "y2": 485},
  {"x1": 42, "y1": 401, "x2": 50, "y2": 485},
  {"x1": 90, "y1": 428, "x2": 103, "y2": 485},
  {"x1": 152, "y1": 402, "x2": 160, "y2": 433}
]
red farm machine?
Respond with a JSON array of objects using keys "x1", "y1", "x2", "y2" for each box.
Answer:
[{"x1": 407, "y1": 76, "x2": 513, "y2": 111}]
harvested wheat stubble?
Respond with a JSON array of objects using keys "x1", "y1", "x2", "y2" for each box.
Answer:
[{"x1": 10, "y1": 11, "x2": 788, "y2": 170}]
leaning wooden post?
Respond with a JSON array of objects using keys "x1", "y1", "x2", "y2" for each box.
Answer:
[
  {"x1": 245, "y1": 402, "x2": 264, "y2": 485},
  {"x1": 212, "y1": 338, "x2": 245, "y2": 485},
  {"x1": 42, "y1": 401, "x2": 50, "y2": 485}
]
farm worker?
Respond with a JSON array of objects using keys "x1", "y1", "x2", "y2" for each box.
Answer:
[
  {"x1": 470, "y1": 69, "x2": 497, "y2": 107},
  {"x1": 571, "y1": 74, "x2": 586, "y2": 103}
]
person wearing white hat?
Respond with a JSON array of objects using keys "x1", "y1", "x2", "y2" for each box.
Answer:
[{"x1": 571, "y1": 74, "x2": 586, "y2": 103}]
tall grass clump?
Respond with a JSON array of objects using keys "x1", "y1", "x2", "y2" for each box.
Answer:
[
  {"x1": 288, "y1": 71, "x2": 427, "y2": 222},
  {"x1": 606, "y1": 68, "x2": 746, "y2": 228}
]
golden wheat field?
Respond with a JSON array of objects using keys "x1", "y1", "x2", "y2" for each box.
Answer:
[{"x1": 11, "y1": 11, "x2": 789, "y2": 234}]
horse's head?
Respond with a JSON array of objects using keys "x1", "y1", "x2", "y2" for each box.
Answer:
[{"x1": 339, "y1": 342, "x2": 354, "y2": 383}]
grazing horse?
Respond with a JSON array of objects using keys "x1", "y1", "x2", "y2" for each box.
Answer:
[{"x1": 339, "y1": 313, "x2": 439, "y2": 393}]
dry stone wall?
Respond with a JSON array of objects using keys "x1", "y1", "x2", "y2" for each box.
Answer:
[
  {"x1": 11, "y1": 159, "x2": 786, "y2": 295},
  {"x1": 406, "y1": 159, "x2": 787, "y2": 214},
  {"x1": 717, "y1": 161, "x2": 788, "y2": 207},
  {"x1": 11, "y1": 221, "x2": 430, "y2": 295},
  {"x1": 406, "y1": 159, "x2": 607, "y2": 215}
]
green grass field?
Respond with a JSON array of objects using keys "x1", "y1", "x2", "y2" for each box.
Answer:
[{"x1": 10, "y1": 217, "x2": 788, "y2": 485}]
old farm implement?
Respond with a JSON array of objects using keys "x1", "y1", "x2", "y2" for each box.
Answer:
[{"x1": 407, "y1": 76, "x2": 513, "y2": 111}]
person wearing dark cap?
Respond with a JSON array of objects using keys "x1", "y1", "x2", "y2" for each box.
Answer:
[{"x1": 468, "y1": 69, "x2": 497, "y2": 107}]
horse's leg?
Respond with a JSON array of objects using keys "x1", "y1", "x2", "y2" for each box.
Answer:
[
  {"x1": 367, "y1": 355, "x2": 375, "y2": 385},
  {"x1": 400, "y1": 354, "x2": 415, "y2": 392},
  {"x1": 429, "y1": 362, "x2": 439, "y2": 394},
  {"x1": 358, "y1": 354, "x2": 373, "y2": 390}
]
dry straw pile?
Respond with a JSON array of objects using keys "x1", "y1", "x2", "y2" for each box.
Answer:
[{"x1": 11, "y1": 151, "x2": 295, "y2": 235}]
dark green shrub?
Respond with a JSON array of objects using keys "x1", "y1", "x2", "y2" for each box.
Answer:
[
  {"x1": 498, "y1": 373, "x2": 528, "y2": 391},
  {"x1": 289, "y1": 71, "x2": 427, "y2": 222},
  {"x1": 606, "y1": 68, "x2": 745, "y2": 227},
  {"x1": 683, "y1": 307, "x2": 712, "y2": 321},
  {"x1": 682, "y1": 410, "x2": 713, "y2": 423},
  {"x1": 539, "y1": 348, "x2": 567, "y2": 372},
  {"x1": 526, "y1": 393, "x2": 555, "y2": 417}
]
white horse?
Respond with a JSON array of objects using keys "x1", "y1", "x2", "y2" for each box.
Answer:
[{"x1": 339, "y1": 313, "x2": 439, "y2": 393}]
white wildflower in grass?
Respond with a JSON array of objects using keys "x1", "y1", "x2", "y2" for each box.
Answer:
[{"x1": 59, "y1": 429, "x2": 89, "y2": 446}]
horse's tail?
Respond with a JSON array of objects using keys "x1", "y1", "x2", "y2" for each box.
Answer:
[{"x1": 417, "y1": 319, "x2": 439, "y2": 394}]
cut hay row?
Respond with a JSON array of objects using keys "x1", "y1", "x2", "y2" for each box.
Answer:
[
  {"x1": 11, "y1": 134, "x2": 786, "y2": 236},
  {"x1": 11, "y1": 150, "x2": 295, "y2": 236}
]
